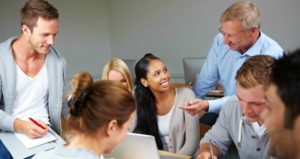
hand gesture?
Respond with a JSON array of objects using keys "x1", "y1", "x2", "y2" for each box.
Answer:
[{"x1": 180, "y1": 98, "x2": 209, "y2": 116}]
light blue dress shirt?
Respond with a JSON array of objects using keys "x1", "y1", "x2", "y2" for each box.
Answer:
[{"x1": 193, "y1": 32, "x2": 283, "y2": 113}]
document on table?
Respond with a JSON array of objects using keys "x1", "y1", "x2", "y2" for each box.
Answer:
[{"x1": 14, "y1": 131, "x2": 57, "y2": 149}]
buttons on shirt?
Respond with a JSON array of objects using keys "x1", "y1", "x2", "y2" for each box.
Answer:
[
  {"x1": 256, "y1": 147, "x2": 261, "y2": 151},
  {"x1": 251, "y1": 135, "x2": 257, "y2": 139}
]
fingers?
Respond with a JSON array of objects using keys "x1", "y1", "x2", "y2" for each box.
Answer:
[
  {"x1": 27, "y1": 121, "x2": 48, "y2": 139},
  {"x1": 197, "y1": 152, "x2": 217, "y2": 159},
  {"x1": 29, "y1": 127, "x2": 48, "y2": 139},
  {"x1": 180, "y1": 98, "x2": 206, "y2": 114}
]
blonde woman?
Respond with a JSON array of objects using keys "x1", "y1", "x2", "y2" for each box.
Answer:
[{"x1": 102, "y1": 58, "x2": 134, "y2": 91}]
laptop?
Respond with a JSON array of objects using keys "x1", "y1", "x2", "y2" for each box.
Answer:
[
  {"x1": 104, "y1": 133, "x2": 187, "y2": 159},
  {"x1": 104, "y1": 133, "x2": 160, "y2": 159}
]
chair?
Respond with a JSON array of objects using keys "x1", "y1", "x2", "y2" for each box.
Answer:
[{"x1": 182, "y1": 57, "x2": 206, "y2": 86}]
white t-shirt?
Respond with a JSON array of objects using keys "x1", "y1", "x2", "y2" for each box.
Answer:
[
  {"x1": 157, "y1": 105, "x2": 174, "y2": 151},
  {"x1": 252, "y1": 122, "x2": 266, "y2": 138},
  {"x1": 12, "y1": 64, "x2": 49, "y2": 124}
]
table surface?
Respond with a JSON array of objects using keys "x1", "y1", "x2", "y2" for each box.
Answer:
[
  {"x1": 170, "y1": 82, "x2": 224, "y2": 97},
  {"x1": 159, "y1": 150, "x2": 192, "y2": 159}
]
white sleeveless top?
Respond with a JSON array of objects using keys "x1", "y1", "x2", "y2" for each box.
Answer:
[
  {"x1": 12, "y1": 64, "x2": 50, "y2": 124},
  {"x1": 157, "y1": 105, "x2": 174, "y2": 151}
]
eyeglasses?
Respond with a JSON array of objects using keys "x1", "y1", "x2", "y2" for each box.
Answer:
[{"x1": 219, "y1": 28, "x2": 248, "y2": 41}]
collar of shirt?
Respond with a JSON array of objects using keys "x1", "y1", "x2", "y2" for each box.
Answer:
[{"x1": 243, "y1": 31, "x2": 265, "y2": 57}]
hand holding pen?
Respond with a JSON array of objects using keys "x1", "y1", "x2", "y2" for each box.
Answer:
[
  {"x1": 28, "y1": 117, "x2": 49, "y2": 138},
  {"x1": 14, "y1": 118, "x2": 48, "y2": 139},
  {"x1": 197, "y1": 140, "x2": 218, "y2": 159}
]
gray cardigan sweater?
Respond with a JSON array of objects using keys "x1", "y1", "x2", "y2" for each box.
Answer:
[
  {"x1": 200, "y1": 96, "x2": 270, "y2": 159},
  {"x1": 132, "y1": 87, "x2": 200, "y2": 157},
  {"x1": 168, "y1": 88, "x2": 200, "y2": 156},
  {"x1": 0, "y1": 37, "x2": 68, "y2": 134}
]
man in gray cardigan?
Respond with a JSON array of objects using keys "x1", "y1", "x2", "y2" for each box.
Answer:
[
  {"x1": 0, "y1": 0, "x2": 68, "y2": 158},
  {"x1": 197, "y1": 55, "x2": 274, "y2": 159}
]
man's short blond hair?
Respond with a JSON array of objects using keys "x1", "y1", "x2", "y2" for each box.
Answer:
[
  {"x1": 236, "y1": 55, "x2": 274, "y2": 89},
  {"x1": 220, "y1": 1, "x2": 261, "y2": 30}
]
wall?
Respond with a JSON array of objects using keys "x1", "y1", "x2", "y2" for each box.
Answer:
[
  {"x1": 108, "y1": 0, "x2": 300, "y2": 82},
  {"x1": 0, "y1": 0, "x2": 111, "y2": 80},
  {"x1": 0, "y1": 0, "x2": 300, "y2": 82}
]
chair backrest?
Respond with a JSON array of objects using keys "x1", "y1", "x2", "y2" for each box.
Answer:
[
  {"x1": 123, "y1": 59, "x2": 137, "y2": 82},
  {"x1": 182, "y1": 57, "x2": 206, "y2": 85}
]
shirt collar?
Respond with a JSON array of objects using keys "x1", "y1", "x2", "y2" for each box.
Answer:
[{"x1": 242, "y1": 31, "x2": 265, "y2": 57}]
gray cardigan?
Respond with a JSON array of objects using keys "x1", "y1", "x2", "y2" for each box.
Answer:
[
  {"x1": 200, "y1": 96, "x2": 270, "y2": 159},
  {"x1": 168, "y1": 87, "x2": 200, "y2": 156},
  {"x1": 0, "y1": 37, "x2": 68, "y2": 134},
  {"x1": 132, "y1": 87, "x2": 200, "y2": 156}
]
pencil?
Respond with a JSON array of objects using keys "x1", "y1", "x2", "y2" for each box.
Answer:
[{"x1": 209, "y1": 140, "x2": 213, "y2": 159}]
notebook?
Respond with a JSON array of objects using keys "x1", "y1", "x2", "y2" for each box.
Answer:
[
  {"x1": 15, "y1": 131, "x2": 56, "y2": 149},
  {"x1": 0, "y1": 127, "x2": 65, "y2": 159}
]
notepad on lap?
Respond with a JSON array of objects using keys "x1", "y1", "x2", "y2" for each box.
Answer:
[
  {"x1": 14, "y1": 131, "x2": 57, "y2": 149},
  {"x1": 0, "y1": 127, "x2": 65, "y2": 159}
]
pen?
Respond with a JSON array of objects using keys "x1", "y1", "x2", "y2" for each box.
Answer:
[
  {"x1": 209, "y1": 140, "x2": 213, "y2": 159},
  {"x1": 29, "y1": 117, "x2": 46, "y2": 130}
]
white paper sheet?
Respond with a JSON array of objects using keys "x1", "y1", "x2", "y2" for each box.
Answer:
[{"x1": 14, "y1": 132, "x2": 57, "y2": 149}]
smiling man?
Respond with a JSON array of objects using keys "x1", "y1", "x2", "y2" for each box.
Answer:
[
  {"x1": 197, "y1": 55, "x2": 274, "y2": 159},
  {"x1": 0, "y1": 0, "x2": 68, "y2": 158},
  {"x1": 185, "y1": 1, "x2": 284, "y2": 117}
]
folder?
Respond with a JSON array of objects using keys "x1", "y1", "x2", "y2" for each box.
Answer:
[{"x1": 0, "y1": 127, "x2": 65, "y2": 159}]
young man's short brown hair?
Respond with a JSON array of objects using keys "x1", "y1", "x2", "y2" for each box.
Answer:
[
  {"x1": 20, "y1": 0, "x2": 59, "y2": 31},
  {"x1": 235, "y1": 55, "x2": 274, "y2": 89}
]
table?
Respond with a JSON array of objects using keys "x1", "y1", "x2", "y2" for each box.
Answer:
[{"x1": 159, "y1": 150, "x2": 192, "y2": 159}]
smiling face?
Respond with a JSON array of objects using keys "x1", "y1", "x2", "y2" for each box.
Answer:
[
  {"x1": 108, "y1": 69, "x2": 128, "y2": 90},
  {"x1": 236, "y1": 83, "x2": 266, "y2": 123},
  {"x1": 220, "y1": 21, "x2": 256, "y2": 53},
  {"x1": 261, "y1": 84, "x2": 294, "y2": 158},
  {"x1": 23, "y1": 17, "x2": 59, "y2": 55},
  {"x1": 141, "y1": 59, "x2": 170, "y2": 93}
]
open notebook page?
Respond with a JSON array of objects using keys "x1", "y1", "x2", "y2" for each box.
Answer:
[{"x1": 14, "y1": 131, "x2": 57, "y2": 149}]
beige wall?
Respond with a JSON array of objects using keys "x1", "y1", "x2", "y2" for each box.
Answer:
[{"x1": 1, "y1": 0, "x2": 299, "y2": 82}]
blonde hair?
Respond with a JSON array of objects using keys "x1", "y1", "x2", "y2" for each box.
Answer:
[
  {"x1": 220, "y1": 1, "x2": 260, "y2": 30},
  {"x1": 236, "y1": 55, "x2": 274, "y2": 89},
  {"x1": 102, "y1": 58, "x2": 133, "y2": 91}
]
